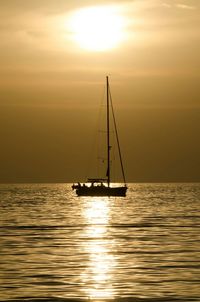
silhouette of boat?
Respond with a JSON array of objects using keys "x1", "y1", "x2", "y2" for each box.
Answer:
[{"x1": 72, "y1": 76, "x2": 127, "y2": 197}]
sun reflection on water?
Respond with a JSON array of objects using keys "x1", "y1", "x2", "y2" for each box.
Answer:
[{"x1": 81, "y1": 197, "x2": 116, "y2": 299}]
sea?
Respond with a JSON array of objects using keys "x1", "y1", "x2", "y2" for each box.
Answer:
[{"x1": 0, "y1": 183, "x2": 200, "y2": 302}]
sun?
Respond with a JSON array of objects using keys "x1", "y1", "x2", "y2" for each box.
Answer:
[{"x1": 68, "y1": 6, "x2": 126, "y2": 51}]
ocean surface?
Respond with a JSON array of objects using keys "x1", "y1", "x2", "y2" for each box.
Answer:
[{"x1": 0, "y1": 183, "x2": 200, "y2": 302}]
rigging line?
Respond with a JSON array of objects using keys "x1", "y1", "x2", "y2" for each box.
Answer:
[
  {"x1": 85, "y1": 85, "x2": 106, "y2": 180},
  {"x1": 109, "y1": 89, "x2": 127, "y2": 185}
]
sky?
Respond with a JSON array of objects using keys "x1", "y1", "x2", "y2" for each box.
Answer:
[{"x1": 0, "y1": 0, "x2": 200, "y2": 183}]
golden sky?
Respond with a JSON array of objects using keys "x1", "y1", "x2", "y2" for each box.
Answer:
[{"x1": 0, "y1": 0, "x2": 200, "y2": 182}]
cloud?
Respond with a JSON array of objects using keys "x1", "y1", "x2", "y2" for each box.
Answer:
[
  {"x1": 176, "y1": 4, "x2": 196, "y2": 10},
  {"x1": 162, "y1": 3, "x2": 171, "y2": 8},
  {"x1": 161, "y1": 2, "x2": 196, "y2": 10}
]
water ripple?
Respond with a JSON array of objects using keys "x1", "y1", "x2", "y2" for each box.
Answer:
[{"x1": 0, "y1": 183, "x2": 200, "y2": 301}]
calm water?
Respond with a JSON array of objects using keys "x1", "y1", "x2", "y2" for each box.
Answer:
[{"x1": 0, "y1": 183, "x2": 200, "y2": 302}]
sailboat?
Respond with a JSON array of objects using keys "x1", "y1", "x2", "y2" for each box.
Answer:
[{"x1": 72, "y1": 76, "x2": 127, "y2": 197}]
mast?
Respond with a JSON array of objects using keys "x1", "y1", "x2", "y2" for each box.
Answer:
[{"x1": 106, "y1": 76, "x2": 110, "y2": 187}]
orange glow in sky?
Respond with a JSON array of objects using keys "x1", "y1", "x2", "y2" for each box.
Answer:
[{"x1": 0, "y1": 1, "x2": 200, "y2": 183}]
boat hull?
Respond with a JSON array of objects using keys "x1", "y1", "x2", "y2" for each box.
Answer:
[{"x1": 75, "y1": 186, "x2": 127, "y2": 197}]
